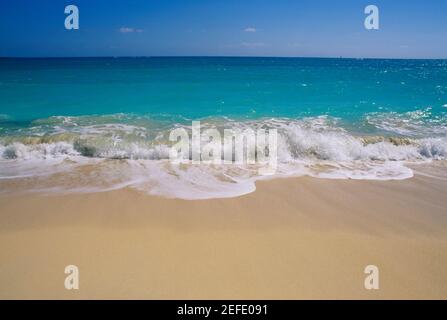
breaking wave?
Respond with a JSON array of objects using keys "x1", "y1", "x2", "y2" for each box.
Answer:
[{"x1": 0, "y1": 114, "x2": 446, "y2": 199}]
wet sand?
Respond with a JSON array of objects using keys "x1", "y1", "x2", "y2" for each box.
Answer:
[{"x1": 0, "y1": 174, "x2": 446, "y2": 299}]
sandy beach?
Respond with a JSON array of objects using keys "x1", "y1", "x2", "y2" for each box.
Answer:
[
  {"x1": 1, "y1": 0, "x2": 447, "y2": 304},
  {"x1": 0, "y1": 171, "x2": 446, "y2": 300}
]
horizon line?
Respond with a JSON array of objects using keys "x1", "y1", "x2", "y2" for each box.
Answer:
[{"x1": 1, "y1": 55, "x2": 447, "y2": 61}]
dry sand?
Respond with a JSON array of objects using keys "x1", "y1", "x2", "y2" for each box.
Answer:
[{"x1": 0, "y1": 174, "x2": 446, "y2": 299}]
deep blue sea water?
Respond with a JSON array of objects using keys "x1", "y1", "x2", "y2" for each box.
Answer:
[{"x1": 0, "y1": 57, "x2": 446, "y2": 198}]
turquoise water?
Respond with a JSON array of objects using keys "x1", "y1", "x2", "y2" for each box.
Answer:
[
  {"x1": 1, "y1": 57, "x2": 446, "y2": 129},
  {"x1": 0, "y1": 57, "x2": 446, "y2": 198}
]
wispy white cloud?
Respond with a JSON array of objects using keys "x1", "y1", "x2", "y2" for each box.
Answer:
[
  {"x1": 119, "y1": 27, "x2": 143, "y2": 33},
  {"x1": 244, "y1": 27, "x2": 257, "y2": 33}
]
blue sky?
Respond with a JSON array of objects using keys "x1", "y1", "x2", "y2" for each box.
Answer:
[{"x1": 0, "y1": 0, "x2": 446, "y2": 58}]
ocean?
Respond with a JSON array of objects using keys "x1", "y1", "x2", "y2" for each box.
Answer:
[{"x1": 1, "y1": 57, "x2": 446, "y2": 199}]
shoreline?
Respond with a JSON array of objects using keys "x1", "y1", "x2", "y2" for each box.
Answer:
[{"x1": 1, "y1": 172, "x2": 446, "y2": 299}]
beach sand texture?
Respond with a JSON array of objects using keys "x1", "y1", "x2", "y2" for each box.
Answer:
[{"x1": 0, "y1": 173, "x2": 446, "y2": 299}]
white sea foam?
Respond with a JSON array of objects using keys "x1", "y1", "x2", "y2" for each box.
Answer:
[
  {"x1": 1, "y1": 115, "x2": 446, "y2": 199},
  {"x1": 365, "y1": 107, "x2": 447, "y2": 137}
]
